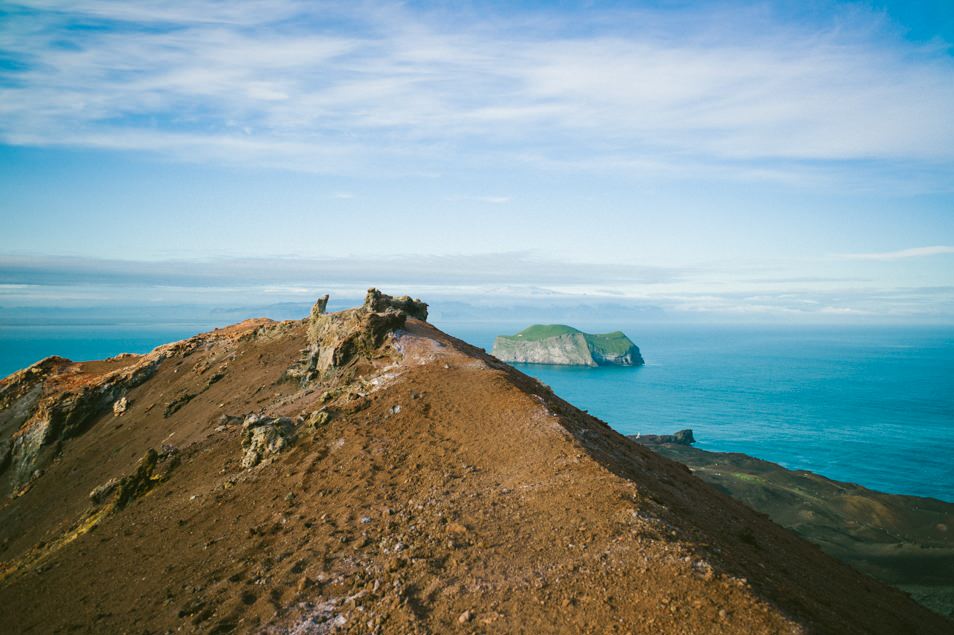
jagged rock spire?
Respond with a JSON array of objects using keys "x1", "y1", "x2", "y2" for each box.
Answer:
[{"x1": 363, "y1": 288, "x2": 428, "y2": 321}]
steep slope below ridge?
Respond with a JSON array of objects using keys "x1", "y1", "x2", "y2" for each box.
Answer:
[
  {"x1": 633, "y1": 435, "x2": 954, "y2": 619},
  {"x1": 0, "y1": 291, "x2": 949, "y2": 634},
  {"x1": 492, "y1": 325, "x2": 644, "y2": 366}
]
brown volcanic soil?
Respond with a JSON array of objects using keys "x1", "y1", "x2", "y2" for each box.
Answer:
[{"x1": 0, "y1": 298, "x2": 951, "y2": 634}]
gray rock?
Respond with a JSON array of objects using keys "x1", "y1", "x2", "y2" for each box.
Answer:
[
  {"x1": 628, "y1": 429, "x2": 695, "y2": 446},
  {"x1": 241, "y1": 415, "x2": 296, "y2": 468},
  {"x1": 363, "y1": 288, "x2": 428, "y2": 321},
  {"x1": 89, "y1": 477, "x2": 120, "y2": 504},
  {"x1": 311, "y1": 294, "x2": 329, "y2": 318}
]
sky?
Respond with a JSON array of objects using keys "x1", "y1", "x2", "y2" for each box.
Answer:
[{"x1": 1, "y1": 0, "x2": 953, "y2": 323}]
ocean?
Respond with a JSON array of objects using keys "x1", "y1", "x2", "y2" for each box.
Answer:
[
  {"x1": 2, "y1": 321, "x2": 952, "y2": 503},
  {"x1": 445, "y1": 323, "x2": 954, "y2": 504}
]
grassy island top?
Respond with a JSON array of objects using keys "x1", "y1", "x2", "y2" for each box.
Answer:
[
  {"x1": 499, "y1": 324, "x2": 635, "y2": 356},
  {"x1": 501, "y1": 324, "x2": 583, "y2": 340}
]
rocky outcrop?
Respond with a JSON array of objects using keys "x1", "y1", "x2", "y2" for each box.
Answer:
[
  {"x1": 590, "y1": 344, "x2": 643, "y2": 366},
  {"x1": 0, "y1": 318, "x2": 275, "y2": 498},
  {"x1": 629, "y1": 429, "x2": 695, "y2": 446},
  {"x1": 2, "y1": 356, "x2": 160, "y2": 495},
  {"x1": 0, "y1": 358, "x2": 68, "y2": 479},
  {"x1": 110, "y1": 446, "x2": 180, "y2": 510},
  {"x1": 240, "y1": 414, "x2": 296, "y2": 468},
  {"x1": 293, "y1": 289, "x2": 427, "y2": 383},
  {"x1": 112, "y1": 397, "x2": 128, "y2": 416},
  {"x1": 363, "y1": 288, "x2": 428, "y2": 321},
  {"x1": 493, "y1": 325, "x2": 644, "y2": 367}
]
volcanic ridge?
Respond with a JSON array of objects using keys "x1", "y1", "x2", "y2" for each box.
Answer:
[{"x1": 0, "y1": 290, "x2": 949, "y2": 634}]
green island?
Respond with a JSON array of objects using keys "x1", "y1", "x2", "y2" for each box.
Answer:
[{"x1": 492, "y1": 324, "x2": 644, "y2": 366}]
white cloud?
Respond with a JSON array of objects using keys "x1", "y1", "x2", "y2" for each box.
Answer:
[
  {"x1": 1, "y1": 2, "x2": 953, "y2": 184},
  {"x1": 446, "y1": 195, "x2": 511, "y2": 205},
  {"x1": 840, "y1": 246, "x2": 954, "y2": 261},
  {"x1": 819, "y1": 306, "x2": 868, "y2": 315},
  {"x1": 262, "y1": 285, "x2": 311, "y2": 294},
  {"x1": 2, "y1": 253, "x2": 953, "y2": 321}
]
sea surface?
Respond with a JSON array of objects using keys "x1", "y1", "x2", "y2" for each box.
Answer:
[
  {"x1": 1, "y1": 321, "x2": 953, "y2": 503},
  {"x1": 446, "y1": 323, "x2": 954, "y2": 503}
]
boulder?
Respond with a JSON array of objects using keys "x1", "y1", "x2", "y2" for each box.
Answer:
[{"x1": 241, "y1": 415, "x2": 296, "y2": 468}]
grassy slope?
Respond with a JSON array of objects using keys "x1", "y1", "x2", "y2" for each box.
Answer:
[
  {"x1": 498, "y1": 324, "x2": 582, "y2": 340},
  {"x1": 583, "y1": 331, "x2": 635, "y2": 356},
  {"x1": 644, "y1": 442, "x2": 954, "y2": 620}
]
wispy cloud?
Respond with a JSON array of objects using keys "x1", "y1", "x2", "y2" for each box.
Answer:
[
  {"x1": 2, "y1": 253, "x2": 953, "y2": 322},
  {"x1": 0, "y1": 253, "x2": 686, "y2": 290},
  {"x1": 839, "y1": 246, "x2": 954, "y2": 261},
  {"x1": 1, "y1": 1, "x2": 952, "y2": 185},
  {"x1": 446, "y1": 195, "x2": 511, "y2": 205}
]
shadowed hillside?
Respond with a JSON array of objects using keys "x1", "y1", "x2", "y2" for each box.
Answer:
[{"x1": 634, "y1": 434, "x2": 954, "y2": 620}]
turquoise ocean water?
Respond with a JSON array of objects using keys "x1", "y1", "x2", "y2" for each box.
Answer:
[
  {"x1": 445, "y1": 324, "x2": 954, "y2": 503},
  {"x1": 1, "y1": 322, "x2": 952, "y2": 503}
]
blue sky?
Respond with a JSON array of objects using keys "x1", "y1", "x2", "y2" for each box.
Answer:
[{"x1": 1, "y1": 0, "x2": 953, "y2": 322}]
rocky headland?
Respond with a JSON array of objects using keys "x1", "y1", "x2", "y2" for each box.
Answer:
[
  {"x1": 492, "y1": 324, "x2": 644, "y2": 366},
  {"x1": 0, "y1": 291, "x2": 949, "y2": 633},
  {"x1": 631, "y1": 430, "x2": 954, "y2": 620}
]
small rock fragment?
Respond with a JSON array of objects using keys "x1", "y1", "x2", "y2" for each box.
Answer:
[
  {"x1": 446, "y1": 522, "x2": 468, "y2": 535},
  {"x1": 296, "y1": 576, "x2": 314, "y2": 593},
  {"x1": 307, "y1": 410, "x2": 331, "y2": 428},
  {"x1": 112, "y1": 397, "x2": 128, "y2": 416},
  {"x1": 89, "y1": 478, "x2": 120, "y2": 504}
]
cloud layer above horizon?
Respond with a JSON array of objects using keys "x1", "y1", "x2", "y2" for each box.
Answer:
[
  {"x1": 3, "y1": 252, "x2": 954, "y2": 323},
  {"x1": 2, "y1": 0, "x2": 953, "y2": 183},
  {"x1": 1, "y1": 1, "x2": 953, "y2": 322}
]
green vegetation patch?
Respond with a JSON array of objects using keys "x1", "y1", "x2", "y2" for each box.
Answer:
[
  {"x1": 583, "y1": 331, "x2": 635, "y2": 356},
  {"x1": 498, "y1": 324, "x2": 582, "y2": 341}
]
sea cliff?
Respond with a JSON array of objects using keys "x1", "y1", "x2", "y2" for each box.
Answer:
[{"x1": 492, "y1": 324, "x2": 644, "y2": 366}]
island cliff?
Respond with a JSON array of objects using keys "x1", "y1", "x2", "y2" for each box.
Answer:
[
  {"x1": 0, "y1": 292, "x2": 948, "y2": 633},
  {"x1": 492, "y1": 324, "x2": 644, "y2": 366}
]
